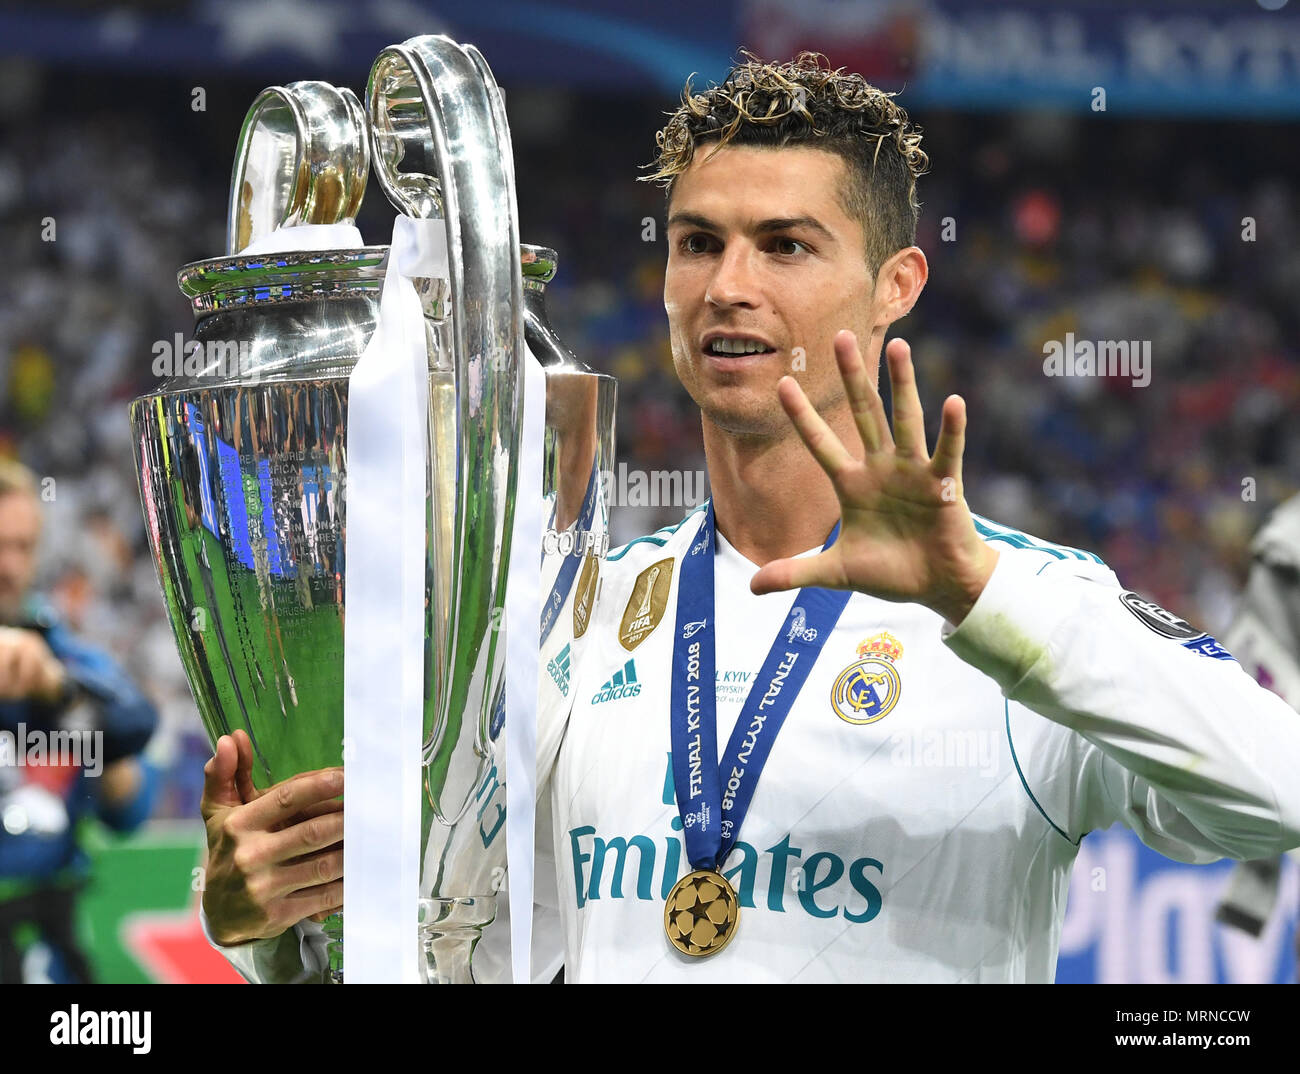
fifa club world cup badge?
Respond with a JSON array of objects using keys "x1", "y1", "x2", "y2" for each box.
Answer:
[
  {"x1": 830, "y1": 631, "x2": 904, "y2": 725},
  {"x1": 619, "y1": 558, "x2": 674, "y2": 650}
]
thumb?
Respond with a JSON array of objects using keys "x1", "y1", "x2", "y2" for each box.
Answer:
[
  {"x1": 201, "y1": 735, "x2": 242, "y2": 816},
  {"x1": 750, "y1": 550, "x2": 842, "y2": 596},
  {"x1": 232, "y1": 728, "x2": 262, "y2": 804}
]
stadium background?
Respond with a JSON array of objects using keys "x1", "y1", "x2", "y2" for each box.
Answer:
[{"x1": 1, "y1": 0, "x2": 1297, "y2": 981}]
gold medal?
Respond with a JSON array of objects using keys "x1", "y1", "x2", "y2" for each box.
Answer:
[{"x1": 664, "y1": 869, "x2": 740, "y2": 957}]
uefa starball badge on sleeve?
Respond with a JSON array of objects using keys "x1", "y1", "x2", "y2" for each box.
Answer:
[{"x1": 130, "y1": 38, "x2": 614, "y2": 983}]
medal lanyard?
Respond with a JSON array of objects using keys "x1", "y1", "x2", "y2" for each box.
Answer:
[{"x1": 669, "y1": 500, "x2": 851, "y2": 872}]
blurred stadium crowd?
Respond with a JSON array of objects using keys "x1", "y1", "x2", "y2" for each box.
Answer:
[{"x1": 1, "y1": 78, "x2": 1297, "y2": 820}]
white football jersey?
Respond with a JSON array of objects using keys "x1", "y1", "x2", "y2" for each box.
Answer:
[{"x1": 539, "y1": 503, "x2": 1300, "y2": 982}]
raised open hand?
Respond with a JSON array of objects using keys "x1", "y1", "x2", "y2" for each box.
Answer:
[{"x1": 749, "y1": 331, "x2": 998, "y2": 625}]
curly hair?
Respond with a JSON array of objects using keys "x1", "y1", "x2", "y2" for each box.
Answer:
[{"x1": 641, "y1": 50, "x2": 929, "y2": 274}]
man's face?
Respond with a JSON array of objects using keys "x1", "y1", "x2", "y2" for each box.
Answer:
[
  {"x1": 664, "y1": 143, "x2": 877, "y2": 439},
  {"x1": 0, "y1": 492, "x2": 41, "y2": 623}
]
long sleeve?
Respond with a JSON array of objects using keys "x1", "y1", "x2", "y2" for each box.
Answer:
[{"x1": 941, "y1": 542, "x2": 1300, "y2": 862}]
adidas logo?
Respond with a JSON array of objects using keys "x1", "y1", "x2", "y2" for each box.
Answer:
[
  {"x1": 548, "y1": 644, "x2": 571, "y2": 697},
  {"x1": 592, "y1": 659, "x2": 641, "y2": 705}
]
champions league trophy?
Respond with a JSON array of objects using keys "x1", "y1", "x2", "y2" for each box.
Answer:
[{"x1": 131, "y1": 38, "x2": 614, "y2": 982}]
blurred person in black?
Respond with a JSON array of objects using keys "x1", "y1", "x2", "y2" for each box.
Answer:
[{"x1": 0, "y1": 459, "x2": 158, "y2": 982}]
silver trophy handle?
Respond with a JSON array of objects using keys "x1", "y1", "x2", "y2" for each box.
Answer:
[
  {"x1": 227, "y1": 81, "x2": 370, "y2": 255},
  {"x1": 366, "y1": 37, "x2": 522, "y2": 920}
]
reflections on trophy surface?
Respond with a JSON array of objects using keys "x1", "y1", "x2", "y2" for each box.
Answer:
[
  {"x1": 133, "y1": 248, "x2": 387, "y2": 980},
  {"x1": 526, "y1": 246, "x2": 617, "y2": 661},
  {"x1": 133, "y1": 36, "x2": 617, "y2": 983},
  {"x1": 364, "y1": 35, "x2": 528, "y2": 983},
  {"x1": 415, "y1": 244, "x2": 617, "y2": 983},
  {"x1": 132, "y1": 241, "x2": 615, "y2": 983},
  {"x1": 134, "y1": 250, "x2": 388, "y2": 794},
  {"x1": 137, "y1": 379, "x2": 350, "y2": 781}
]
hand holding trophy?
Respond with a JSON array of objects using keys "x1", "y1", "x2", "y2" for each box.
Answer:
[{"x1": 199, "y1": 728, "x2": 344, "y2": 946}]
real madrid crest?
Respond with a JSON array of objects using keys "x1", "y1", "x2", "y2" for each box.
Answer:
[
  {"x1": 619, "y1": 557, "x2": 673, "y2": 650},
  {"x1": 830, "y1": 631, "x2": 904, "y2": 725}
]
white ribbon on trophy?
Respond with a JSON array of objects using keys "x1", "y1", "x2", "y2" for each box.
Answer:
[
  {"x1": 345, "y1": 214, "x2": 543, "y2": 983},
  {"x1": 505, "y1": 350, "x2": 544, "y2": 984},
  {"x1": 239, "y1": 223, "x2": 365, "y2": 256},
  {"x1": 344, "y1": 214, "x2": 438, "y2": 984}
]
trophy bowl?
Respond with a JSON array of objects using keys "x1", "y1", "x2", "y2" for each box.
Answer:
[{"x1": 132, "y1": 241, "x2": 614, "y2": 982}]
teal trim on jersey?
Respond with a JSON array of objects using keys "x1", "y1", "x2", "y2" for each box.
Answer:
[
  {"x1": 606, "y1": 534, "x2": 668, "y2": 561},
  {"x1": 607, "y1": 501, "x2": 709, "y2": 562},
  {"x1": 971, "y1": 513, "x2": 1104, "y2": 565},
  {"x1": 1005, "y1": 700, "x2": 1078, "y2": 847},
  {"x1": 972, "y1": 516, "x2": 1064, "y2": 560}
]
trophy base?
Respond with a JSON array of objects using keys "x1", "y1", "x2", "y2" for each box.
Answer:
[
  {"x1": 313, "y1": 899, "x2": 495, "y2": 983},
  {"x1": 419, "y1": 896, "x2": 498, "y2": 984}
]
